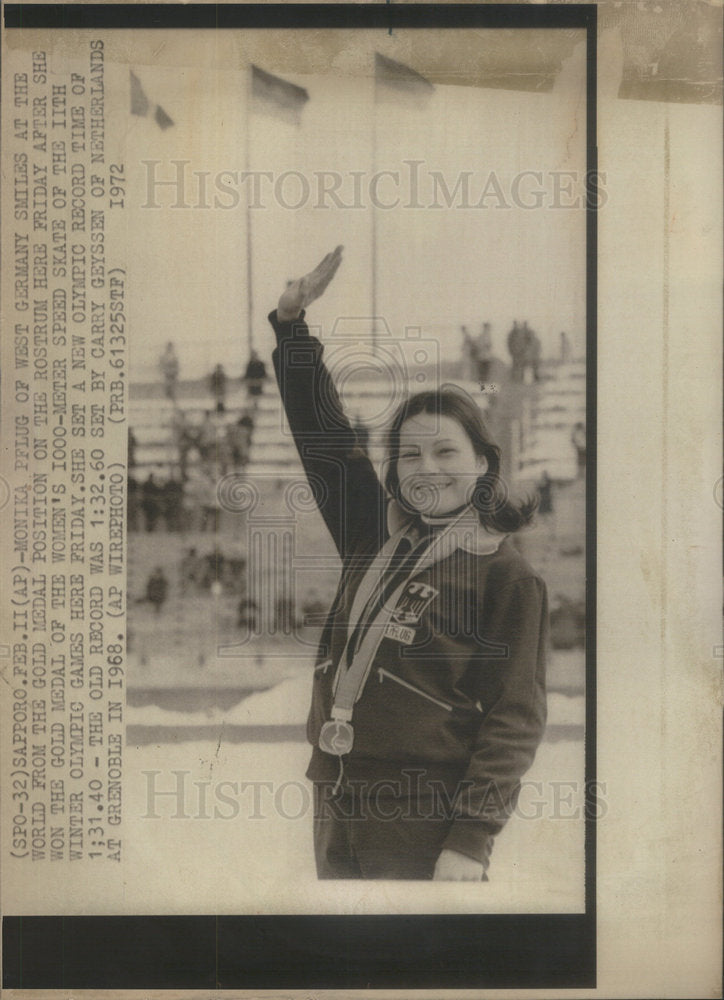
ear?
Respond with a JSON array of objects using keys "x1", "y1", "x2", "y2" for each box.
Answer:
[{"x1": 476, "y1": 455, "x2": 489, "y2": 476}]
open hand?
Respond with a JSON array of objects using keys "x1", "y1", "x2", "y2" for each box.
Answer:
[
  {"x1": 277, "y1": 245, "x2": 343, "y2": 321},
  {"x1": 433, "y1": 849, "x2": 485, "y2": 881}
]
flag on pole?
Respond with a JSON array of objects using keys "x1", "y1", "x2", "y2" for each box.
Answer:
[
  {"x1": 251, "y1": 65, "x2": 309, "y2": 125},
  {"x1": 130, "y1": 71, "x2": 175, "y2": 129},
  {"x1": 154, "y1": 105, "x2": 174, "y2": 130},
  {"x1": 374, "y1": 53, "x2": 434, "y2": 107},
  {"x1": 130, "y1": 71, "x2": 150, "y2": 116}
]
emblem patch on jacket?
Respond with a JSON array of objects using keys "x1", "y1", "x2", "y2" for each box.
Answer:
[
  {"x1": 390, "y1": 581, "x2": 438, "y2": 625},
  {"x1": 384, "y1": 622, "x2": 416, "y2": 645}
]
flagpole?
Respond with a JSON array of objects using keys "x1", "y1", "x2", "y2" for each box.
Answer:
[
  {"x1": 245, "y1": 65, "x2": 254, "y2": 356},
  {"x1": 371, "y1": 74, "x2": 378, "y2": 355},
  {"x1": 372, "y1": 54, "x2": 434, "y2": 362}
]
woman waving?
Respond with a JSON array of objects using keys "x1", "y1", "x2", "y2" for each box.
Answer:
[{"x1": 269, "y1": 247, "x2": 547, "y2": 881}]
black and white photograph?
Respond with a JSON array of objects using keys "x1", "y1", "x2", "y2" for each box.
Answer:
[
  {"x1": 1, "y1": 2, "x2": 721, "y2": 995},
  {"x1": 118, "y1": 24, "x2": 589, "y2": 910}
]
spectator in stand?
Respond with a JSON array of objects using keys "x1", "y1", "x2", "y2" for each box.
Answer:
[
  {"x1": 128, "y1": 427, "x2": 138, "y2": 469},
  {"x1": 242, "y1": 349, "x2": 268, "y2": 407},
  {"x1": 240, "y1": 411, "x2": 255, "y2": 437},
  {"x1": 508, "y1": 321, "x2": 541, "y2": 384},
  {"x1": 235, "y1": 563, "x2": 249, "y2": 602},
  {"x1": 146, "y1": 566, "x2": 169, "y2": 615},
  {"x1": 537, "y1": 470, "x2": 557, "y2": 557},
  {"x1": 160, "y1": 342, "x2": 180, "y2": 401},
  {"x1": 198, "y1": 469, "x2": 221, "y2": 534},
  {"x1": 523, "y1": 323, "x2": 542, "y2": 383},
  {"x1": 171, "y1": 408, "x2": 195, "y2": 480},
  {"x1": 127, "y1": 475, "x2": 140, "y2": 532},
  {"x1": 183, "y1": 467, "x2": 206, "y2": 533},
  {"x1": 226, "y1": 418, "x2": 251, "y2": 469},
  {"x1": 237, "y1": 595, "x2": 260, "y2": 632},
  {"x1": 571, "y1": 422, "x2": 586, "y2": 479},
  {"x1": 197, "y1": 411, "x2": 217, "y2": 466},
  {"x1": 204, "y1": 546, "x2": 226, "y2": 591},
  {"x1": 180, "y1": 547, "x2": 201, "y2": 595},
  {"x1": 560, "y1": 331, "x2": 572, "y2": 363},
  {"x1": 537, "y1": 470, "x2": 555, "y2": 547},
  {"x1": 460, "y1": 326, "x2": 478, "y2": 381},
  {"x1": 476, "y1": 323, "x2": 493, "y2": 384},
  {"x1": 537, "y1": 470, "x2": 554, "y2": 519},
  {"x1": 179, "y1": 481, "x2": 195, "y2": 533},
  {"x1": 227, "y1": 554, "x2": 247, "y2": 593},
  {"x1": 141, "y1": 472, "x2": 162, "y2": 532},
  {"x1": 507, "y1": 321, "x2": 526, "y2": 383},
  {"x1": 216, "y1": 427, "x2": 234, "y2": 477},
  {"x1": 209, "y1": 363, "x2": 228, "y2": 414},
  {"x1": 162, "y1": 475, "x2": 184, "y2": 532}
]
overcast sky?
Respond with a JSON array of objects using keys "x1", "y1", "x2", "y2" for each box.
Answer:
[{"x1": 125, "y1": 30, "x2": 587, "y2": 379}]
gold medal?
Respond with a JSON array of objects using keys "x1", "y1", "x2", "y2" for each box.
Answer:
[{"x1": 319, "y1": 719, "x2": 354, "y2": 756}]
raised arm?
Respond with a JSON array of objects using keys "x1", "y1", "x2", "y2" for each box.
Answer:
[
  {"x1": 269, "y1": 248, "x2": 387, "y2": 558},
  {"x1": 276, "y1": 246, "x2": 344, "y2": 322}
]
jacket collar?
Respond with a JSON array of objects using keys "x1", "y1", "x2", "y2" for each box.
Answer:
[{"x1": 386, "y1": 499, "x2": 506, "y2": 556}]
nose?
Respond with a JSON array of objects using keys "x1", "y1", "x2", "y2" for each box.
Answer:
[{"x1": 418, "y1": 451, "x2": 439, "y2": 475}]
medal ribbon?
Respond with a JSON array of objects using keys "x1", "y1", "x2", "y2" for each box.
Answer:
[
  {"x1": 344, "y1": 533, "x2": 429, "y2": 667},
  {"x1": 320, "y1": 507, "x2": 476, "y2": 757}
]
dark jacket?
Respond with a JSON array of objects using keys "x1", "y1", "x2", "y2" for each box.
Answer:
[{"x1": 270, "y1": 309, "x2": 547, "y2": 863}]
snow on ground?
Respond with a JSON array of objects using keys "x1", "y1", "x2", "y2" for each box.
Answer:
[
  {"x1": 119, "y1": 735, "x2": 584, "y2": 915},
  {"x1": 547, "y1": 691, "x2": 586, "y2": 727},
  {"x1": 126, "y1": 674, "x2": 585, "y2": 731},
  {"x1": 127, "y1": 672, "x2": 311, "y2": 727},
  {"x1": 41, "y1": 661, "x2": 584, "y2": 918},
  {"x1": 10, "y1": 735, "x2": 583, "y2": 915}
]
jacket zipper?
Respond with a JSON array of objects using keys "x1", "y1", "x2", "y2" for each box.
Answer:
[{"x1": 377, "y1": 667, "x2": 453, "y2": 712}]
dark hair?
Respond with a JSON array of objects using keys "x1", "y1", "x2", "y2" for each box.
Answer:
[{"x1": 383, "y1": 386, "x2": 537, "y2": 533}]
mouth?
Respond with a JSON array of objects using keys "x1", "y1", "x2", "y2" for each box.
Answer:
[
  {"x1": 404, "y1": 479, "x2": 455, "y2": 508},
  {"x1": 409, "y1": 479, "x2": 453, "y2": 491}
]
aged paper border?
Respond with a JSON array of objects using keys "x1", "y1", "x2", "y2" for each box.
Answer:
[{"x1": 1, "y1": 1, "x2": 721, "y2": 997}]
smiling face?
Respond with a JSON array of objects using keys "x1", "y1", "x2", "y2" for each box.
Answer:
[{"x1": 396, "y1": 412, "x2": 488, "y2": 516}]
